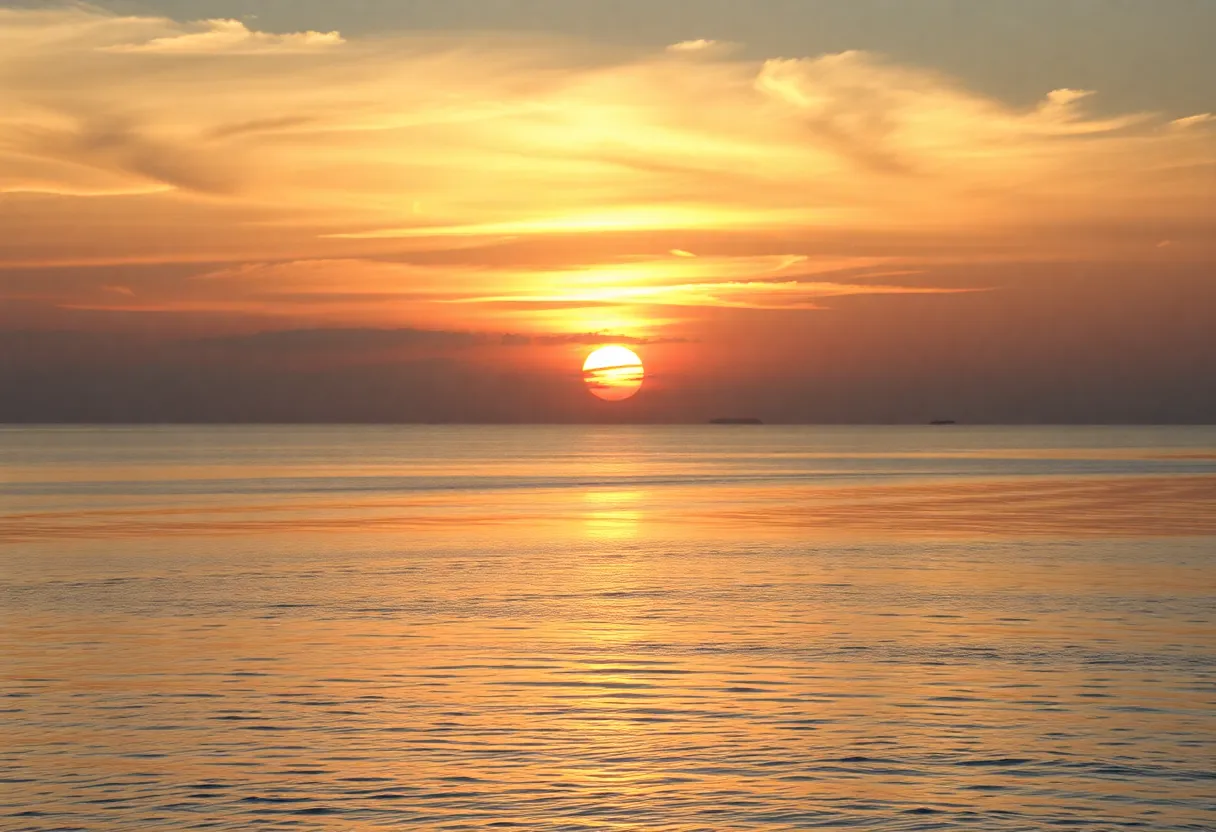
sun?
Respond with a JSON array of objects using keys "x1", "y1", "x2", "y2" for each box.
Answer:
[{"x1": 583, "y1": 346, "x2": 645, "y2": 402}]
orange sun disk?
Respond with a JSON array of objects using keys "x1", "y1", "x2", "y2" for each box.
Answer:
[{"x1": 583, "y1": 346, "x2": 644, "y2": 402}]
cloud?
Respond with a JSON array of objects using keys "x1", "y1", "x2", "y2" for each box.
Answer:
[
  {"x1": 11, "y1": 252, "x2": 970, "y2": 338},
  {"x1": 434, "y1": 252, "x2": 973, "y2": 310},
  {"x1": 192, "y1": 327, "x2": 683, "y2": 358},
  {"x1": 463, "y1": 278, "x2": 972, "y2": 311},
  {"x1": 668, "y1": 39, "x2": 717, "y2": 52},
  {"x1": 101, "y1": 18, "x2": 343, "y2": 54},
  {"x1": 666, "y1": 39, "x2": 736, "y2": 56},
  {"x1": 3, "y1": 8, "x2": 1212, "y2": 229},
  {"x1": 1171, "y1": 113, "x2": 1215, "y2": 130},
  {"x1": 1, "y1": 6, "x2": 1213, "y2": 336}
]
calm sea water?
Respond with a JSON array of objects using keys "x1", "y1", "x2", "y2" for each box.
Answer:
[{"x1": 2, "y1": 425, "x2": 1215, "y2": 831}]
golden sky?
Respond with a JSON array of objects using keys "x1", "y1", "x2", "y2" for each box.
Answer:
[{"x1": 1, "y1": 5, "x2": 1214, "y2": 422}]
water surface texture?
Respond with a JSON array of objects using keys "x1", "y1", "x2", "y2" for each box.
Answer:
[{"x1": 3, "y1": 426, "x2": 1215, "y2": 830}]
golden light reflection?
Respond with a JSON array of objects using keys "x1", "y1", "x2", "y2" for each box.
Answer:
[
  {"x1": 6, "y1": 475, "x2": 1216, "y2": 546},
  {"x1": 582, "y1": 489, "x2": 645, "y2": 539}
]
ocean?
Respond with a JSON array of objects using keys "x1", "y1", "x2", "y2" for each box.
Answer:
[{"x1": 2, "y1": 425, "x2": 1214, "y2": 830}]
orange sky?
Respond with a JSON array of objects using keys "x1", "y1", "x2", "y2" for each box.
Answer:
[{"x1": 2, "y1": 6, "x2": 1214, "y2": 422}]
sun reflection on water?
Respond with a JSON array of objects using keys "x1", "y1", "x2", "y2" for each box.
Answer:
[{"x1": 582, "y1": 489, "x2": 645, "y2": 539}]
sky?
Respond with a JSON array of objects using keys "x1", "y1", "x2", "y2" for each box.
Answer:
[{"x1": 2, "y1": 0, "x2": 1214, "y2": 422}]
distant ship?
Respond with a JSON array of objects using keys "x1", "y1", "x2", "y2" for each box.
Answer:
[
  {"x1": 709, "y1": 417, "x2": 764, "y2": 425},
  {"x1": 929, "y1": 419, "x2": 957, "y2": 425}
]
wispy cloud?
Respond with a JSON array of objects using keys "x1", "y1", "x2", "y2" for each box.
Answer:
[
  {"x1": 101, "y1": 18, "x2": 343, "y2": 54},
  {"x1": 195, "y1": 327, "x2": 682, "y2": 354},
  {"x1": 3, "y1": 8, "x2": 1212, "y2": 230},
  {"x1": 1, "y1": 6, "x2": 1212, "y2": 334},
  {"x1": 666, "y1": 39, "x2": 733, "y2": 55},
  {"x1": 35, "y1": 254, "x2": 955, "y2": 325},
  {"x1": 467, "y1": 279, "x2": 971, "y2": 311}
]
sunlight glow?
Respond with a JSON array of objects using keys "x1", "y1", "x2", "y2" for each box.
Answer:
[{"x1": 583, "y1": 346, "x2": 645, "y2": 402}]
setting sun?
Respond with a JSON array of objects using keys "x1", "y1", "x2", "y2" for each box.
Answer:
[{"x1": 583, "y1": 346, "x2": 645, "y2": 402}]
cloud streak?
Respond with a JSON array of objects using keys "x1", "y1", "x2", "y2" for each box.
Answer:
[
  {"x1": 15, "y1": 255, "x2": 958, "y2": 331},
  {"x1": 101, "y1": 18, "x2": 343, "y2": 54}
]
